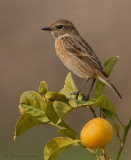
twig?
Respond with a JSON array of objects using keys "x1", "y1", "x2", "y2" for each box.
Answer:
[
  {"x1": 115, "y1": 117, "x2": 131, "y2": 160},
  {"x1": 116, "y1": 132, "x2": 122, "y2": 143},
  {"x1": 49, "y1": 122, "x2": 65, "y2": 129},
  {"x1": 103, "y1": 147, "x2": 111, "y2": 160},
  {"x1": 85, "y1": 147, "x2": 100, "y2": 160},
  {"x1": 89, "y1": 106, "x2": 97, "y2": 118},
  {"x1": 79, "y1": 143, "x2": 100, "y2": 160},
  {"x1": 115, "y1": 114, "x2": 125, "y2": 128}
]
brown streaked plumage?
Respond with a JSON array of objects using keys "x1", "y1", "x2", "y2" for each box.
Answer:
[{"x1": 41, "y1": 19, "x2": 122, "y2": 100}]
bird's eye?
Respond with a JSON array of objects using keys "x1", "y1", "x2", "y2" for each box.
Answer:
[{"x1": 57, "y1": 25, "x2": 64, "y2": 29}]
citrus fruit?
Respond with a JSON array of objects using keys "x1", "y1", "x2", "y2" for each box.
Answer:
[{"x1": 80, "y1": 117, "x2": 113, "y2": 149}]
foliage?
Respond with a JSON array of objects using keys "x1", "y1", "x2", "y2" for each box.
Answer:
[{"x1": 14, "y1": 56, "x2": 131, "y2": 160}]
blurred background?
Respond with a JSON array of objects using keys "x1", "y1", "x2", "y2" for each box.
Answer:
[{"x1": 0, "y1": 0, "x2": 131, "y2": 159}]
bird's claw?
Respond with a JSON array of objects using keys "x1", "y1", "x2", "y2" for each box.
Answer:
[
  {"x1": 82, "y1": 95, "x2": 89, "y2": 101},
  {"x1": 71, "y1": 91, "x2": 79, "y2": 99}
]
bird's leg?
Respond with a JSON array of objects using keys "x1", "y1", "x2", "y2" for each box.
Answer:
[
  {"x1": 82, "y1": 79, "x2": 96, "y2": 101},
  {"x1": 71, "y1": 78, "x2": 90, "y2": 99}
]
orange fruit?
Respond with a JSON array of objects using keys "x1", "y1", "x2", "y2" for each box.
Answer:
[{"x1": 80, "y1": 117, "x2": 113, "y2": 149}]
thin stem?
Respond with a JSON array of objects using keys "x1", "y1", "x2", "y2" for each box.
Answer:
[
  {"x1": 102, "y1": 147, "x2": 111, "y2": 160},
  {"x1": 49, "y1": 122, "x2": 65, "y2": 129},
  {"x1": 102, "y1": 148, "x2": 107, "y2": 160},
  {"x1": 85, "y1": 147, "x2": 100, "y2": 160},
  {"x1": 115, "y1": 114, "x2": 125, "y2": 128},
  {"x1": 115, "y1": 117, "x2": 131, "y2": 160},
  {"x1": 80, "y1": 143, "x2": 100, "y2": 160},
  {"x1": 116, "y1": 132, "x2": 122, "y2": 143},
  {"x1": 89, "y1": 106, "x2": 97, "y2": 118}
]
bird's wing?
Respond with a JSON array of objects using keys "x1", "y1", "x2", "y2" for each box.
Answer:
[{"x1": 62, "y1": 35, "x2": 108, "y2": 77}]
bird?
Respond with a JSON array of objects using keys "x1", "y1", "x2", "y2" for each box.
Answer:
[{"x1": 41, "y1": 19, "x2": 122, "y2": 100}]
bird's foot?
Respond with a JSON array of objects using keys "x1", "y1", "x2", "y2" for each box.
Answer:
[
  {"x1": 82, "y1": 94, "x2": 89, "y2": 101},
  {"x1": 71, "y1": 91, "x2": 80, "y2": 99}
]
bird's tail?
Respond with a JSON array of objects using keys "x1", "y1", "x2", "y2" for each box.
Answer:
[{"x1": 98, "y1": 76, "x2": 122, "y2": 99}]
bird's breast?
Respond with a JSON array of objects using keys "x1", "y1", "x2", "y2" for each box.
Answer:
[
  {"x1": 55, "y1": 38, "x2": 95, "y2": 78},
  {"x1": 55, "y1": 38, "x2": 72, "y2": 61}
]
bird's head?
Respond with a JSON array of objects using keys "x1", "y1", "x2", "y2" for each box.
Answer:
[{"x1": 41, "y1": 19, "x2": 79, "y2": 39}]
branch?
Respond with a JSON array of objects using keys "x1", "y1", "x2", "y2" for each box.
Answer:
[
  {"x1": 115, "y1": 117, "x2": 131, "y2": 160},
  {"x1": 102, "y1": 147, "x2": 111, "y2": 160},
  {"x1": 115, "y1": 114, "x2": 125, "y2": 128},
  {"x1": 88, "y1": 106, "x2": 97, "y2": 118}
]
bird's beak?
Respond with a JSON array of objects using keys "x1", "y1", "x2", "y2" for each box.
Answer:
[{"x1": 41, "y1": 27, "x2": 51, "y2": 31}]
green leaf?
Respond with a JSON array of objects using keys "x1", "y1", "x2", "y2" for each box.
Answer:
[
  {"x1": 45, "y1": 101, "x2": 76, "y2": 143},
  {"x1": 69, "y1": 99, "x2": 95, "y2": 108},
  {"x1": 57, "y1": 120, "x2": 79, "y2": 140},
  {"x1": 95, "y1": 56, "x2": 119, "y2": 98},
  {"x1": 102, "y1": 109, "x2": 115, "y2": 121},
  {"x1": 46, "y1": 105, "x2": 79, "y2": 139},
  {"x1": 45, "y1": 102, "x2": 59, "y2": 123},
  {"x1": 45, "y1": 92, "x2": 68, "y2": 103},
  {"x1": 95, "y1": 82, "x2": 105, "y2": 99},
  {"x1": 63, "y1": 72, "x2": 77, "y2": 92},
  {"x1": 113, "y1": 122, "x2": 121, "y2": 142},
  {"x1": 44, "y1": 137, "x2": 79, "y2": 160},
  {"x1": 88, "y1": 96, "x2": 116, "y2": 113},
  {"x1": 53, "y1": 101, "x2": 73, "y2": 119},
  {"x1": 69, "y1": 95, "x2": 115, "y2": 114},
  {"x1": 104, "y1": 56, "x2": 119, "y2": 75},
  {"x1": 57, "y1": 128, "x2": 79, "y2": 140},
  {"x1": 113, "y1": 123, "x2": 120, "y2": 134},
  {"x1": 59, "y1": 72, "x2": 83, "y2": 99},
  {"x1": 19, "y1": 91, "x2": 49, "y2": 123},
  {"x1": 45, "y1": 102, "x2": 79, "y2": 139},
  {"x1": 38, "y1": 81, "x2": 48, "y2": 95},
  {"x1": 20, "y1": 91, "x2": 47, "y2": 112},
  {"x1": 14, "y1": 113, "x2": 42, "y2": 140}
]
